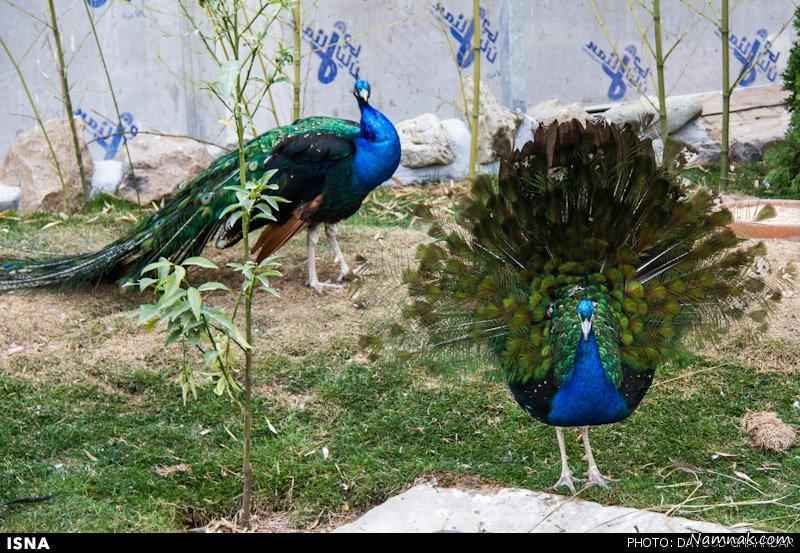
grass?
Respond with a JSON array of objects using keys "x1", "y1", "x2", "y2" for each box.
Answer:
[
  {"x1": 1, "y1": 187, "x2": 800, "y2": 532},
  {"x1": 680, "y1": 162, "x2": 770, "y2": 197},
  {"x1": 2, "y1": 350, "x2": 799, "y2": 532}
]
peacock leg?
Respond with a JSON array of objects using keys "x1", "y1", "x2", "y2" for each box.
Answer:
[
  {"x1": 325, "y1": 223, "x2": 350, "y2": 283},
  {"x1": 307, "y1": 225, "x2": 343, "y2": 294},
  {"x1": 582, "y1": 427, "x2": 612, "y2": 488},
  {"x1": 552, "y1": 427, "x2": 577, "y2": 494}
]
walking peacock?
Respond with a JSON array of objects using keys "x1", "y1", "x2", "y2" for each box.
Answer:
[
  {"x1": 0, "y1": 80, "x2": 400, "y2": 294},
  {"x1": 401, "y1": 120, "x2": 779, "y2": 492}
]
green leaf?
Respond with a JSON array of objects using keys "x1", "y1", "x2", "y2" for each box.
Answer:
[
  {"x1": 137, "y1": 304, "x2": 160, "y2": 325},
  {"x1": 213, "y1": 377, "x2": 226, "y2": 397},
  {"x1": 218, "y1": 204, "x2": 240, "y2": 220},
  {"x1": 138, "y1": 278, "x2": 158, "y2": 292},
  {"x1": 187, "y1": 287, "x2": 202, "y2": 320},
  {"x1": 217, "y1": 59, "x2": 240, "y2": 101},
  {"x1": 198, "y1": 282, "x2": 231, "y2": 293},
  {"x1": 203, "y1": 350, "x2": 219, "y2": 368},
  {"x1": 141, "y1": 259, "x2": 170, "y2": 276},
  {"x1": 164, "y1": 273, "x2": 181, "y2": 298},
  {"x1": 184, "y1": 257, "x2": 219, "y2": 270}
]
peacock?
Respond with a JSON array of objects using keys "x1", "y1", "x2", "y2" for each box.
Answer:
[
  {"x1": 401, "y1": 120, "x2": 779, "y2": 492},
  {"x1": 0, "y1": 80, "x2": 400, "y2": 295}
]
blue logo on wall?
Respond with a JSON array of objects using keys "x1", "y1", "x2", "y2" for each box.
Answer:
[
  {"x1": 584, "y1": 41, "x2": 650, "y2": 101},
  {"x1": 716, "y1": 27, "x2": 781, "y2": 87},
  {"x1": 74, "y1": 108, "x2": 139, "y2": 160},
  {"x1": 433, "y1": 2, "x2": 499, "y2": 69},
  {"x1": 86, "y1": 0, "x2": 109, "y2": 7},
  {"x1": 303, "y1": 20, "x2": 362, "y2": 85}
]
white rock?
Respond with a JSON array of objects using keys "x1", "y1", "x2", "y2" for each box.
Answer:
[
  {"x1": 335, "y1": 484, "x2": 754, "y2": 533},
  {"x1": 0, "y1": 184, "x2": 21, "y2": 212},
  {"x1": 673, "y1": 86, "x2": 790, "y2": 166},
  {"x1": 388, "y1": 118, "x2": 499, "y2": 185},
  {"x1": 463, "y1": 77, "x2": 522, "y2": 164},
  {"x1": 117, "y1": 134, "x2": 213, "y2": 205},
  {"x1": 528, "y1": 99, "x2": 593, "y2": 127},
  {"x1": 0, "y1": 118, "x2": 93, "y2": 214},
  {"x1": 91, "y1": 160, "x2": 124, "y2": 197},
  {"x1": 602, "y1": 95, "x2": 703, "y2": 136},
  {"x1": 398, "y1": 113, "x2": 455, "y2": 168}
]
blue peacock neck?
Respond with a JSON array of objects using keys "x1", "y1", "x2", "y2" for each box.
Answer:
[
  {"x1": 352, "y1": 102, "x2": 401, "y2": 194},
  {"x1": 547, "y1": 332, "x2": 630, "y2": 427}
]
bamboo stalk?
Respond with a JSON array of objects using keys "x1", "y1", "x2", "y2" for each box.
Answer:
[
  {"x1": 0, "y1": 36, "x2": 68, "y2": 210},
  {"x1": 82, "y1": 0, "x2": 139, "y2": 205},
  {"x1": 652, "y1": 0, "x2": 671, "y2": 167},
  {"x1": 721, "y1": 0, "x2": 730, "y2": 192},
  {"x1": 231, "y1": 21, "x2": 254, "y2": 530},
  {"x1": 292, "y1": 0, "x2": 302, "y2": 121},
  {"x1": 47, "y1": 0, "x2": 88, "y2": 204},
  {"x1": 468, "y1": 0, "x2": 481, "y2": 179}
]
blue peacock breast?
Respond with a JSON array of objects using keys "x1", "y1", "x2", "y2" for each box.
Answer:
[{"x1": 508, "y1": 333, "x2": 654, "y2": 427}]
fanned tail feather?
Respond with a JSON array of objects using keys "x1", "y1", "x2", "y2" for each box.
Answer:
[{"x1": 395, "y1": 119, "x2": 783, "y2": 383}]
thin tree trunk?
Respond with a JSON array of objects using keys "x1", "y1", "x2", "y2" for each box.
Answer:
[
  {"x1": 47, "y1": 0, "x2": 87, "y2": 207},
  {"x1": 720, "y1": 0, "x2": 731, "y2": 192},
  {"x1": 468, "y1": 0, "x2": 481, "y2": 179},
  {"x1": 234, "y1": 56, "x2": 254, "y2": 532},
  {"x1": 652, "y1": 0, "x2": 670, "y2": 167},
  {"x1": 292, "y1": 0, "x2": 302, "y2": 121}
]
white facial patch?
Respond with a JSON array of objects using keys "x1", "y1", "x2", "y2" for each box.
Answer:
[{"x1": 581, "y1": 318, "x2": 592, "y2": 340}]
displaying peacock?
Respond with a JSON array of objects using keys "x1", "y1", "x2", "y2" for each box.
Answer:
[
  {"x1": 0, "y1": 80, "x2": 400, "y2": 294},
  {"x1": 401, "y1": 120, "x2": 779, "y2": 492}
]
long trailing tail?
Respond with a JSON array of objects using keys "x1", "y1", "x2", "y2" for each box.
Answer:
[{"x1": 0, "y1": 153, "x2": 241, "y2": 292}]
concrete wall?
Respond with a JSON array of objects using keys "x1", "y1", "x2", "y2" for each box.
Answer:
[{"x1": 0, "y1": 0, "x2": 795, "y2": 161}]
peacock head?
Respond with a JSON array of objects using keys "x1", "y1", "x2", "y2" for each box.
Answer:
[
  {"x1": 577, "y1": 299, "x2": 595, "y2": 340},
  {"x1": 354, "y1": 80, "x2": 371, "y2": 105}
]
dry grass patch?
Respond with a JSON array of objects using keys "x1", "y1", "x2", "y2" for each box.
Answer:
[{"x1": 742, "y1": 411, "x2": 797, "y2": 453}]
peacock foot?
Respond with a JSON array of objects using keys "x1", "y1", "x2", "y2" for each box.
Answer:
[
  {"x1": 585, "y1": 467, "x2": 614, "y2": 488},
  {"x1": 335, "y1": 265, "x2": 351, "y2": 283},
  {"x1": 552, "y1": 469, "x2": 578, "y2": 495},
  {"x1": 307, "y1": 279, "x2": 346, "y2": 295}
]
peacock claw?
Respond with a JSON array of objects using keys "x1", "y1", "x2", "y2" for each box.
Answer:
[
  {"x1": 308, "y1": 280, "x2": 345, "y2": 295},
  {"x1": 335, "y1": 268, "x2": 351, "y2": 283},
  {"x1": 552, "y1": 471, "x2": 578, "y2": 495},
  {"x1": 585, "y1": 468, "x2": 613, "y2": 488}
]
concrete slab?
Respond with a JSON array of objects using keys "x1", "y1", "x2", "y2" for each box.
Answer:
[
  {"x1": 0, "y1": 184, "x2": 20, "y2": 212},
  {"x1": 335, "y1": 484, "x2": 753, "y2": 533}
]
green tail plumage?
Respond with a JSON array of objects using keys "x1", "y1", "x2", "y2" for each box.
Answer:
[
  {"x1": 0, "y1": 117, "x2": 359, "y2": 292},
  {"x1": 401, "y1": 120, "x2": 780, "y2": 404}
]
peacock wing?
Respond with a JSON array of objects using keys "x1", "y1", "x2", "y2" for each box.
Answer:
[{"x1": 215, "y1": 126, "x2": 358, "y2": 250}]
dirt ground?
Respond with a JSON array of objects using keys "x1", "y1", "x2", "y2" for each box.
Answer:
[
  {"x1": 2, "y1": 220, "x2": 799, "y2": 388},
  {"x1": 0, "y1": 224, "x2": 427, "y2": 390}
]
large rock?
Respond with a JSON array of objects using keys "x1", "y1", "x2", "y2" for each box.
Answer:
[
  {"x1": 602, "y1": 95, "x2": 703, "y2": 136},
  {"x1": 463, "y1": 77, "x2": 522, "y2": 164},
  {"x1": 397, "y1": 114, "x2": 455, "y2": 168},
  {"x1": 0, "y1": 184, "x2": 20, "y2": 212},
  {"x1": 673, "y1": 85, "x2": 790, "y2": 166},
  {"x1": 117, "y1": 134, "x2": 213, "y2": 205},
  {"x1": 528, "y1": 99, "x2": 593, "y2": 126},
  {"x1": 515, "y1": 100, "x2": 595, "y2": 147},
  {"x1": 0, "y1": 118, "x2": 93, "y2": 214},
  {"x1": 388, "y1": 118, "x2": 499, "y2": 185},
  {"x1": 335, "y1": 484, "x2": 754, "y2": 533}
]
